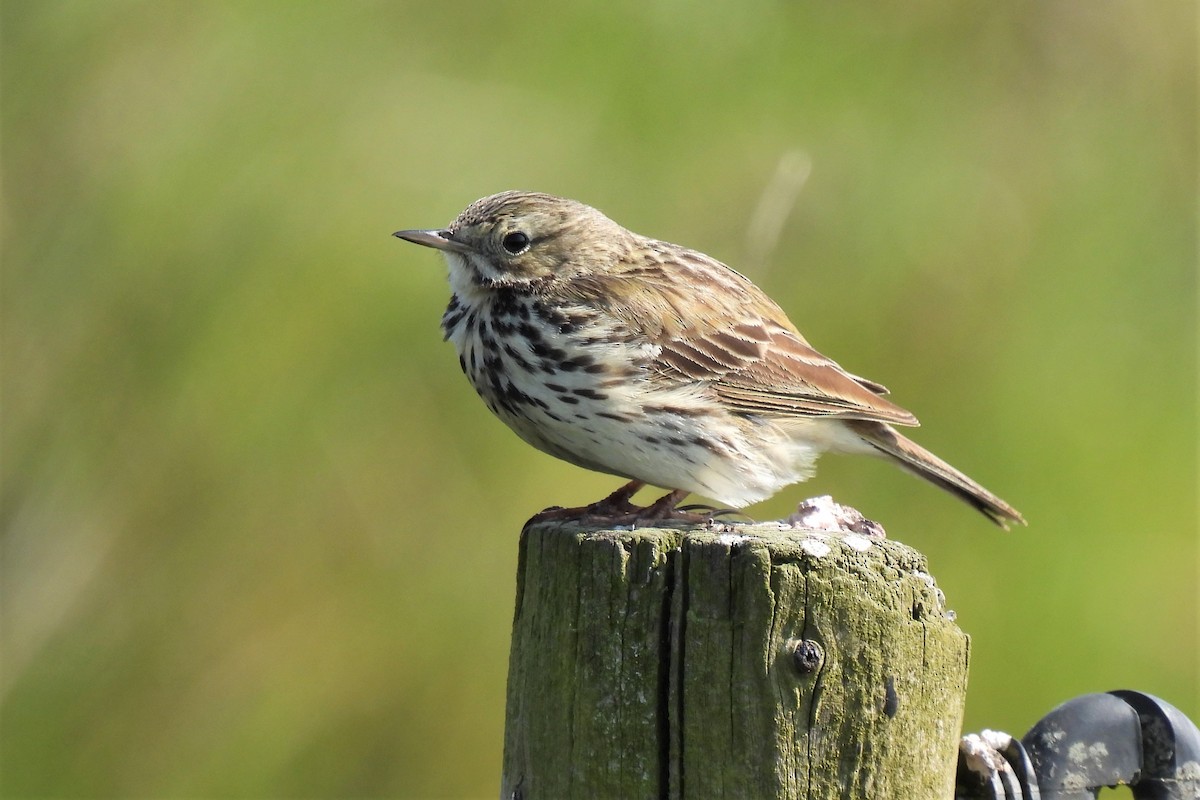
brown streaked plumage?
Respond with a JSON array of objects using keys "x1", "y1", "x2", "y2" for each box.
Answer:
[{"x1": 394, "y1": 191, "x2": 1025, "y2": 528}]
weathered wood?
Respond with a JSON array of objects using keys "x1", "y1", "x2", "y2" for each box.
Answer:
[{"x1": 501, "y1": 521, "x2": 969, "y2": 800}]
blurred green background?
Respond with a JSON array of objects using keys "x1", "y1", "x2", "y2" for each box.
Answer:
[{"x1": 2, "y1": 1, "x2": 1195, "y2": 797}]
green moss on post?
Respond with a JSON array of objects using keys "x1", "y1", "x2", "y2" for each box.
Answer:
[{"x1": 501, "y1": 522, "x2": 968, "y2": 800}]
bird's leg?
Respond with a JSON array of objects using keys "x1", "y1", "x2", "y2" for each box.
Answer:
[
  {"x1": 642, "y1": 492, "x2": 749, "y2": 523},
  {"x1": 642, "y1": 489, "x2": 691, "y2": 519},
  {"x1": 591, "y1": 480, "x2": 646, "y2": 514},
  {"x1": 528, "y1": 480, "x2": 645, "y2": 523},
  {"x1": 528, "y1": 483, "x2": 739, "y2": 526}
]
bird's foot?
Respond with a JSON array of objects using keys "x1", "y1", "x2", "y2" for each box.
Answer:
[
  {"x1": 676, "y1": 503, "x2": 753, "y2": 522},
  {"x1": 527, "y1": 484, "x2": 725, "y2": 527},
  {"x1": 528, "y1": 480, "x2": 644, "y2": 523}
]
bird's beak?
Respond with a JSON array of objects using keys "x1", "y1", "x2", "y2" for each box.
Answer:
[{"x1": 392, "y1": 228, "x2": 472, "y2": 254}]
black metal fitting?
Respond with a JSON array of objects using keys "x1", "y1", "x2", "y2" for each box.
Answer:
[{"x1": 956, "y1": 690, "x2": 1200, "y2": 799}]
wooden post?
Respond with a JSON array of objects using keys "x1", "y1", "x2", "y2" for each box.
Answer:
[{"x1": 501, "y1": 521, "x2": 969, "y2": 800}]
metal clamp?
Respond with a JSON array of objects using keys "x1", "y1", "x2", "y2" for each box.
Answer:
[{"x1": 956, "y1": 690, "x2": 1200, "y2": 799}]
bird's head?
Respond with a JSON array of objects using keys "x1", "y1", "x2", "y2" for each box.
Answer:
[{"x1": 394, "y1": 191, "x2": 631, "y2": 293}]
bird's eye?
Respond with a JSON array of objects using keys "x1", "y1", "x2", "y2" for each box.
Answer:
[{"x1": 501, "y1": 231, "x2": 531, "y2": 255}]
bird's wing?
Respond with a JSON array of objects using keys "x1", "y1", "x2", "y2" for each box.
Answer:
[
  {"x1": 665, "y1": 316, "x2": 918, "y2": 426},
  {"x1": 593, "y1": 246, "x2": 919, "y2": 427}
]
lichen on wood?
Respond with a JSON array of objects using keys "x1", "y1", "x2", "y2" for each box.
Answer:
[{"x1": 501, "y1": 521, "x2": 968, "y2": 800}]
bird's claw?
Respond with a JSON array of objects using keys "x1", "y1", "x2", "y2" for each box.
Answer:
[{"x1": 527, "y1": 485, "x2": 723, "y2": 527}]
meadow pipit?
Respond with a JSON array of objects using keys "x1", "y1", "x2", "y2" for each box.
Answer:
[{"x1": 394, "y1": 191, "x2": 1024, "y2": 528}]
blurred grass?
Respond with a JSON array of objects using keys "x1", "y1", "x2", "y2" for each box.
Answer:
[{"x1": 1, "y1": 1, "x2": 1195, "y2": 797}]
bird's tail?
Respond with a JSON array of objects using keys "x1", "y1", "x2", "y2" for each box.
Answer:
[{"x1": 846, "y1": 420, "x2": 1026, "y2": 529}]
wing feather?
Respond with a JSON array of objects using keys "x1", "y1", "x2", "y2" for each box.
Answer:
[{"x1": 583, "y1": 243, "x2": 919, "y2": 427}]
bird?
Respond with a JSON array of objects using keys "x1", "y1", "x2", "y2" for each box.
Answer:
[{"x1": 393, "y1": 191, "x2": 1025, "y2": 528}]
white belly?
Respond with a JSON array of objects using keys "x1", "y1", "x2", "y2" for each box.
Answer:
[{"x1": 444, "y1": 293, "x2": 840, "y2": 507}]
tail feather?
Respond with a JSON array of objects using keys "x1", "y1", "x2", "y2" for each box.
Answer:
[{"x1": 846, "y1": 420, "x2": 1026, "y2": 529}]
